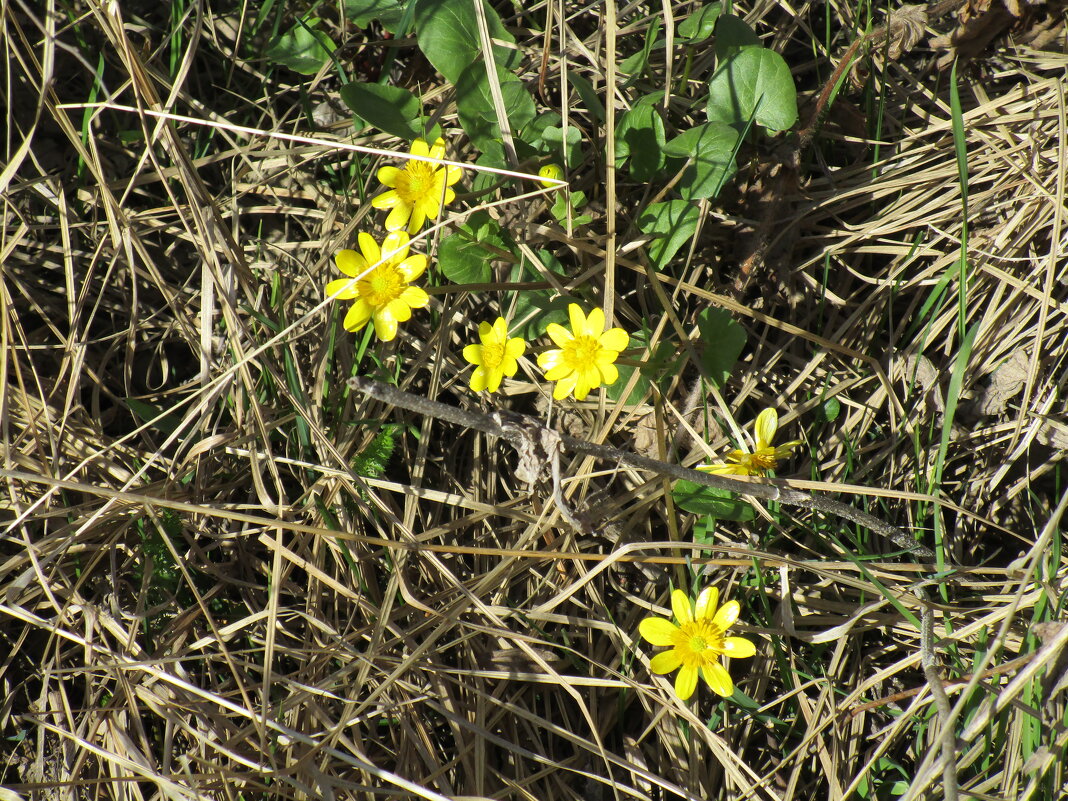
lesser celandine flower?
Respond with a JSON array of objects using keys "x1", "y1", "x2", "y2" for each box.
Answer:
[
  {"x1": 699, "y1": 407, "x2": 802, "y2": 476},
  {"x1": 463, "y1": 317, "x2": 527, "y2": 393},
  {"x1": 372, "y1": 137, "x2": 463, "y2": 233},
  {"x1": 537, "y1": 304, "x2": 629, "y2": 401},
  {"x1": 639, "y1": 586, "x2": 756, "y2": 701},
  {"x1": 326, "y1": 231, "x2": 429, "y2": 342}
]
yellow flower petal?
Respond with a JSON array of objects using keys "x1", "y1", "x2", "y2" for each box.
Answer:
[
  {"x1": 377, "y1": 165, "x2": 401, "y2": 187},
  {"x1": 722, "y1": 636, "x2": 756, "y2": 658},
  {"x1": 694, "y1": 586, "x2": 719, "y2": 621},
  {"x1": 384, "y1": 202, "x2": 412, "y2": 231},
  {"x1": 671, "y1": 589, "x2": 693, "y2": 626},
  {"x1": 357, "y1": 232, "x2": 380, "y2": 263},
  {"x1": 371, "y1": 189, "x2": 400, "y2": 209},
  {"x1": 469, "y1": 366, "x2": 489, "y2": 392},
  {"x1": 649, "y1": 650, "x2": 683, "y2": 675},
  {"x1": 373, "y1": 309, "x2": 399, "y2": 341},
  {"x1": 325, "y1": 277, "x2": 357, "y2": 299},
  {"x1": 585, "y1": 306, "x2": 605, "y2": 334},
  {"x1": 675, "y1": 665, "x2": 699, "y2": 700},
  {"x1": 463, "y1": 344, "x2": 482, "y2": 365},
  {"x1": 639, "y1": 617, "x2": 679, "y2": 647},
  {"x1": 334, "y1": 248, "x2": 366, "y2": 277},
  {"x1": 755, "y1": 407, "x2": 779, "y2": 450},
  {"x1": 505, "y1": 337, "x2": 526, "y2": 359},
  {"x1": 411, "y1": 138, "x2": 431, "y2": 158},
  {"x1": 552, "y1": 374, "x2": 577, "y2": 399},
  {"x1": 538, "y1": 350, "x2": 564, "y2": 371},
  {"x1": 343, "y1": 300, "x2": 372, "y2": 332},
  {"x1": 712, "y1": 599, "x2": 740, "y2": 630},
  {"x1": 701, "y1": 662, "x2": 734, "y2": 696},
  {"x1": 567, "y1": 303, "x2": 588, "y2": 334},
  {"x1": 599, "y1": 327, "x2": 630, "y2": 352},
  {"x1": 545, "y1": 323, "x2": 573, "y2": 349}
]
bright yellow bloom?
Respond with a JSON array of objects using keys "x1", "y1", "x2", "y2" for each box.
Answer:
[
  {"x1": 699, "y1": 408, "x2": 802, "y2": 476},
  {"x1": 537, "y1": 304, "x2": 629, "y2": 401},
  {"x1": 538, "y1": 163, "x2": 563, "y2": 187},
  {"x1": 326, "y1": 231, "x2": 429, "y2": 342},
  {"x1": 371, "y1": 137, "x2": 463, "y2": 233},
  {"x1": 639, "y1": 586, "x2": 756, "y2": 700},
  {"x1": 462, "y1": 317, "x2": 527, "y2": 393}
]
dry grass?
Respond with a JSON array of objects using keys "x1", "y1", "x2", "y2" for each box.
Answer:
[{"x1": 2, "y1": 1, "x2": 1067, "y2": 800}]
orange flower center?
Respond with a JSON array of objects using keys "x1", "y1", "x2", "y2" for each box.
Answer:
[
  {"x1": 359, "y1": 264, "x2": 406, "y2": 308},
  {"x1": 741, "y1": 449, "x2": 779, "y2": 473},
  {"x1": 395, "y1": 162, "x2": 438, "y2": 205}
]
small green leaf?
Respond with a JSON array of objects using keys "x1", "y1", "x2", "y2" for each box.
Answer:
[
  {"x1": 679, "y1": 4, "x2": 722, "y2": 43},
  {"x1": 663, "y1": 122, "x2": 740, "y2": 200},
  {"x1": 568, "y1": 70, "x2": 605, "y2": 122},
  {"x1": 707, "y1": 47, "x2": 798, "y2": 133},
  {"x1": 615, "y1": 94, "x2": 666, "y2": 182},
  {"x1": 127, "y1": 399, "x2": 183, "y2": 436},
  {"x1": 265, "y1": 18, "x2": 336, "y2": 75},
  {"x1": 672, "y1": 481, "x2": 755, "y2": 521},
  {"x1": 339, "y1": 82, "x2": 422, "y2": 141},
  {"x1": 414, "y1": 0, "x2": 519, "y2": 84},
  {"x1": 695, "y1": 308, "x2": 746, "y2": 387},
  {"x1": 713, "y1": 14, "x2": 761, "y2": 59},
  {"x1": 818, "y1": 396, "x2": 841, "y2": 422},
  {"x1": 438, "y1": 212, "x2": 509, "y2": 284},
  {"x1": 619, "y1": 18, "x2": 661, "y2": 77},
  {"x1": 637, "y1": 199, "x2": 700, "y2": 269},
  {"x1": 344, "y1": 0, "x2": 406, "y2": 30}
]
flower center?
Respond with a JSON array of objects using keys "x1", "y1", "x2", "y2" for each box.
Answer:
[
  {"x1": 564, "y1": 334, "x2": 601, "y2": 369},
  {"x1": 747, "y1": 450, "x2": 779, "y2": 472},
  {"x1": 396, "y1": 162, "x2": 437, "y2": 204},
  {"x1": 359, "y1": 264, "x2": 406, "y2": 308},
  {"x1": 481, "y1": 341, "x2": 506, "y2": 369}
]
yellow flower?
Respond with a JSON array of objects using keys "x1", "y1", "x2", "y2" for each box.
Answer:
[
  {"x1": 699, "y1": 408, "x2": 802, "y2": 476},
  {"x1": 371, "y1": 137, "x2": 463, "y2": 233},
  {"x1": 639, "y1": 586, "x2": 756, "y2": 700},
  {"x1": 325, "y1": 231, "x2": 429, "y2": 342},
  {"x1": 463, "y1": 318, "x2": 527, "y2": 393},
  {"x1": 538, "y1": 163, "x2": 563, "y2": 187},
  {"x1": 537, "y1": 304, "x2": 629, "y2": 401}
]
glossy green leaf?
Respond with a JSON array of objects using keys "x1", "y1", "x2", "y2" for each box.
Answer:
[
  {"x1": 678, "y1": 4, "x2": 722, "y2": 43},
  {"x1": 695, "y1": 308, "x2": 746, "y2": 387},
  {"x1": 637, "y1": 199, "x2": 700, "y2": 269},
  {"x1": 568, "y1": 70, "x2": 605, "y2": 122},
  {"x1": 265, "y1": 18, "x2": 336, "y2": 75},
  {"x1": 615, "y1": 94, "x2": 666, "y2": 182},
  {"x1": 713, "y1": 13, "x2": 761, "y2": 59},
  {"x1": 339, "y1": 82, "x2": 422, "y2": 140},
  {"x1": 508, "y1": 250, "x2": 571, "y2": 340},
  {"x1": 663, "y1": 122, "x2": 740, "y2": 199},
  {"x1": 672, "y1": 481, "x2": 755, "y2": 521},
  {"x1": 414, "y1": 0, "x2": 519, "y2": 84},
  {"x1": 707, "y1": 47, "x2": 798, "y2": 132},
  {"x1": 344, "y1": 0, "x2": 406, "y2": 30},
  {"x1": 619, "y1": 17, "x2": 661, "y2": 77},
  {"x1": 438, "y1": 213, "x2": 508, "y2": 284},
  {"x1": 454, "y1": 62, "x2": 536, "y2": 152}
]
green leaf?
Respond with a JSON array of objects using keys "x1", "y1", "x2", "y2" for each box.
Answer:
[
  {"x1": 508, "y1": 250, "x2": 571, "y2": 340},
  {"x1": 679, "y1": 4, "x2": 722, "y2": 43},
  {"x1": 672, "y1": 481, "x2": 755, "y2": 521},
  {"x1": 414, "y1": 0, "x2": 519, "y2": 84},
  {"x1": 707, "y1": 47, "x2": 798, "y2": 132},
  {"x1": 454, "y1": 61, "x2": 536, "y2": 152},
  {"x1": 695, "y1": 308, "x2": 746, "y2": 387},
  {"x1": 344, "y1": 0, "x2": 406, "y2": 30},
  {"x1": 637, "y1": 199, "x2": 700, "y2": 269},
  {"x1": 438, "y1": 213, "x2": 508, "y2": 284},
  {"x1": 127, "y1": 399, "x2": 183, "y2": 436},
  {"x1": 339, "y1": 82, "x2": 423, "y2": 140},
  {"x1": 663, "y1": 122, "x2": 740, "y2": 200},
  {"x1": 615, "y1": 94, "x2": 666, "y2": 182},
  {"x1": 265, "y1": 18, "x2": 336, "y2": 75},
  {"x1": 619, "y1": 17, "x2": 661, "y2": 77},
  {"x1": 713, "y1": 13, "x2": 761, "y2": 59},
  {"x1": 568, "y1": 70, "x2": 605, "y2": 122},
  {"x1": 817, "y1": 396, "x2": 841, "y2": 422}
]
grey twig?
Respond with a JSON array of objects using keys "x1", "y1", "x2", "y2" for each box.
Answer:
[{"x1": 348, "y1": 377, "x2": 935, "y2": 560}]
